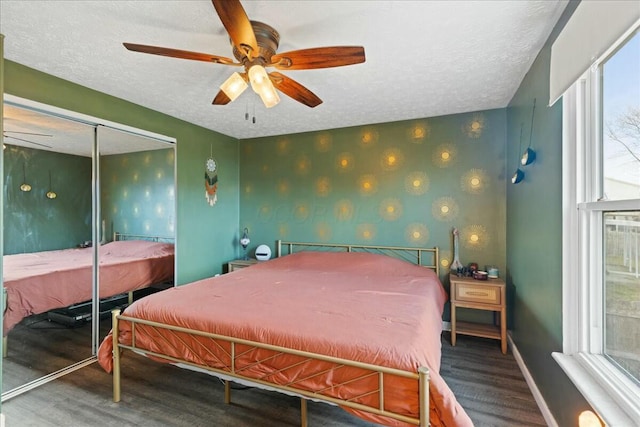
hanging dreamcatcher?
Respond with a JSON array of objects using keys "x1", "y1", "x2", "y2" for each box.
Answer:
[{"x1": 205, "y1": 149, "x2": 218, "y2": 206}]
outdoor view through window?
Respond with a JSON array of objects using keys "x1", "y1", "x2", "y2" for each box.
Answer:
[{"x1": 602, "y1": 30, "x2": 639, "y2": 384}]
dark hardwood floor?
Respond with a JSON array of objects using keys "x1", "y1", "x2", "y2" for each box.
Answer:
[{"x1": 2, "y1": 317, "x2": 547, "y2": 427}]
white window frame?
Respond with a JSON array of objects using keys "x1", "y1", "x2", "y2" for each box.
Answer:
[{"x1": 553, "y1": 22, "x2": 640, "y2": 426}]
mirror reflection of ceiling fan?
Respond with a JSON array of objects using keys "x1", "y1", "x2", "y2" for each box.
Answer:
[
  {"x1": 3, "y1": 130, "x2": 53, "y2": 149},
  {"x1": 123, "y1": 0, "x2": 366, "y2": 109}
]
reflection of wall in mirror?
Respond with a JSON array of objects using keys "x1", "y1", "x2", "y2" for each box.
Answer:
[
  {"x1": 3, "y1": 145, "x2": 92, "y2": 254},
  {"x1": 101, "y1": 148, "x2": 175, "y2": 240}
]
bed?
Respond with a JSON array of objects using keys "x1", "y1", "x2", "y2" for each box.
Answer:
[
  {"x1": 98, "y1": 241, "x2": 472, "y2": 427},
  {"x1": 3, "y1": 232, "x2": 174, "y2": 336}
]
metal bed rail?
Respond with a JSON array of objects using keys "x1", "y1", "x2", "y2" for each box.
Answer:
[
  {"x1": 276, "y1": 240, "x2": 439, "y2": 276},
  {"x1": 111, "y1": 310, "x2": 430, "y2": 427}
]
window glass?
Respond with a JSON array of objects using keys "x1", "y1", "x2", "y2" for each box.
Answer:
[
  {"x1": 602, "y1": 31, "x2": 639, "y2": 201},
  {"x1": 604, "y1": 211, "x2": 640, "y2": 384}
]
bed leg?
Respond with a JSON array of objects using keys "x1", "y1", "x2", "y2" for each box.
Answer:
[
  {"x1": 300, "y1": 398, "x2": 308, "y2": 427},
  {"x1": 112, "y1": 309, "x2": 121, "y2": 403},
  {"x1": 127, "y1": 291, "x2": 133, "y2": 305},
  {"x1": 224, "y1": 380, "x2": 231, "y2": 404},
  {"x1": 3, "y1": 336, "x2": 7, "y2": 358},
  {"x1": 419, "y1": 366, "x2": 430, "y2": 427}
]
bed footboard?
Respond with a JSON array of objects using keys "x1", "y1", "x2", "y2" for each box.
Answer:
[{"x1": 110, "y1": 309, "x2": 430, "y2": 426}]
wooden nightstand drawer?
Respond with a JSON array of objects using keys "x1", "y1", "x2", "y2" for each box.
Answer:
[
  {"x1": 227, "y1": 259, "x2": 258, "y2": 272},
  {"x1": 455, "y1": 283, "x2": 501, "y2": 305}
]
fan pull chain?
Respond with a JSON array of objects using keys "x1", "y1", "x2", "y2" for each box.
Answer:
[{"x1": 245, "y1": 102, "x2": 256, "y2": 124}]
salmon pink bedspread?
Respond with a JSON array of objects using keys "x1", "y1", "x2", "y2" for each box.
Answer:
[
  {"x1": 98, "y1": 251, "x2": 472, "y2": 427},
  {"x1": 3, "y1": 240, "x2": 174, "y2": 335}
]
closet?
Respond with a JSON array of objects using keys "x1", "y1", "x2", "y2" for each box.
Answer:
[{"x1": 1, "y1": 96, "x2": 176, "y2": 401}]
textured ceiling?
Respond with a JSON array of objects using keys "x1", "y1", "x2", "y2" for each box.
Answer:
[
  {"x1": 1, "y1": 1, "x2": 568, "y2": 140},
  {"x1": 3, "y1": 103, "x2": 172, "y2": 157}
]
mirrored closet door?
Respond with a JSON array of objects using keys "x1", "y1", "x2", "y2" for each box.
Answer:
[
  {"x1": 2, "y1": 104, "x2": 96, "y2": 393},
  {"x1": 1, "y1": 97, "x2": 176, "y2": 400}
]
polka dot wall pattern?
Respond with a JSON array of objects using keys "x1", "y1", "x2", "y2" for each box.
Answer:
[
  {"x1": 101, "y1": 148, "x2": 175, "y2": 238},
  {"x1": 407, "y1": 121, "x2": 430, "y2": 143},
  {"x1": 405, "y1": 171, "x2": 429, "y2": 195},
  {"x1": 239, "y1": 109, "x2": 506, "y2": 276},
  {"x1": 433, "y1": 143, "x2": 458, "y2": 168},
  {"x1": 358, "y1": 174, "x2": 378, "y2": 196},
  {"x1": 432, "y1": 197, "x2": 459, "y2": 222}
]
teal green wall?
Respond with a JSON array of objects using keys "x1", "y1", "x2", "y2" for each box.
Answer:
[
  {"x1": 101, "y1": 149, "x2": 175, "y2": 240},
  {"x1": 240, "y1": 110, "x2": 507, "y2": 304},
  {"x1": 4, "y1": 60, "x2": 240, "y2": 283},
  {"x1": 3, "y1": 145, "x2": 91, "y2": 254},
  {"x1": 506, "y1": 13, "x2": 591, "y2": 427}
]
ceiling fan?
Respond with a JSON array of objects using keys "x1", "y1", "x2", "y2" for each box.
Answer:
[
  {"x1": 3, "y1": 130, "x2": 53, "y2": 149},
  {"x1": 123, "y1": 0, "x2": 365, "y2": 109}
]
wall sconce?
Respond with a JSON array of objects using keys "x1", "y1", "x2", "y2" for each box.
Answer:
[
  {"x1": 240, "y1": 227, "x2": 250, "y2": 260},
  {"x1": 46, "y1": 171, "x2": 57, "y2": 199},
  {"x1": 20, "y1": 163, "x2": 32, "y2": 192}
]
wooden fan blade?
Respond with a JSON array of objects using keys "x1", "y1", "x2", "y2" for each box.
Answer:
[
  {"x1": 212, "y1": 90, "x2": 232, "y2": 105},
  {"x1": 269, "y1": 72, "x2": 322, "y2": 108},
  {"x1": 211, "y1": 0, "x2": 258, "y2": 59},
  {"x1": 271, "y1": 46, "x2": 365, "y2": 70},
  {"x1": 123, "y1": 43, "x2": 237, "y2": 65},
  {"x1": 4, "y1": 130, "x2": 52, "y2": 137},
  {"x1": 5, "y1": 135, "x2": 52, "y2": 149}
]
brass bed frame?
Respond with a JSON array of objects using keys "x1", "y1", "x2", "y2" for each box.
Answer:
[
  {"x1": 2, "y1": 232, "x2": 174, "y2": 357},
  {"x1": 110, "y1": 241, "x2": 440, "y2": 427}
]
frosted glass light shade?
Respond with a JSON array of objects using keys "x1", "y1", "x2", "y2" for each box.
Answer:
[
  {"x1": 248, "y1": 65, "x2": 280, "y2": 108},
  {"x1": 220, "y1": 72, "x2": 248, "y2": 101}
]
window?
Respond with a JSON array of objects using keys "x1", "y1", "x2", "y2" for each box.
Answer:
[{"x1": 555, "y1": 27, "x2": 640, "y2": 425}]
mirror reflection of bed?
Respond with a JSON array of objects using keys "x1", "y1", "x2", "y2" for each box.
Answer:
[{"x1": 1, "y1": 101, "x2": 176, "y2": 399}]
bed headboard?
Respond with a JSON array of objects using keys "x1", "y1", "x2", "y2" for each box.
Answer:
[
  {"x1": 276, "y1": 240, "x2": 439, "y2": 276},
  {"x1": 113, "y1": 232, "x2": 175, "y2": 243}
]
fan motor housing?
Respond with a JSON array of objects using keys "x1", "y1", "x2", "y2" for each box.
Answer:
[{"x1": 233, "y1": 21, "x2": 280, "y2": 64}]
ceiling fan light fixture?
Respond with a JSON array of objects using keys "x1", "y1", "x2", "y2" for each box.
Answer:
[
  {"x1": 248, "y1": 64, "x2": 280, "y2": 108},
  {"x1": 220, "y1": 72, "x2": 248, "y2": 102}
]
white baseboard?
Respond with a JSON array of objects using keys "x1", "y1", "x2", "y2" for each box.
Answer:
[
  {"x1": 508, "y1": 333, "x2": 558, "y2": 427},
  {"x1": 442, "y1": 322, "x2": 556, "y2": 425}
]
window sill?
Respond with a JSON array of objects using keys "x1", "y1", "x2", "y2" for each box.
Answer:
[{"x1": 552, "y1": 352, "x2": 640, "y2": 425}]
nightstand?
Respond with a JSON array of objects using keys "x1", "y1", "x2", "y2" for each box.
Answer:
[
  {"x1": 449, "y1": 273, "x2": 507, "y2": 354},
  {"x1": 227, "y1": 259, "x2": 258, "y2": 272}
]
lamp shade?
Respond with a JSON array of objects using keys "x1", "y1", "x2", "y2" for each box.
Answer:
[
  {"x1": 511, "y1": 168, "x2": 525, "y2": 184},
  {"x1": 521, "y1": 148, "x2": 536, "y2": 166},
  {"x1": 220, "y1": 72, "x2": 248, "y2": 101},
  {"x1": 248, "y1": 65, "x2": 280, "y2": 108},
  {"x1": 20, "y1": 163, "x2": 31, "y2": 192},
  {"x1": 240, "y1": 227, "x2": 250, "y2": 248}
]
